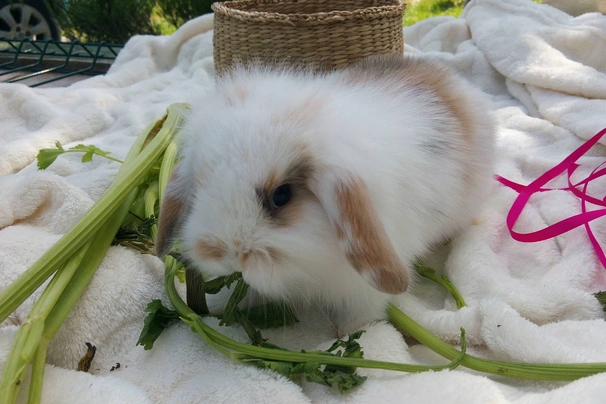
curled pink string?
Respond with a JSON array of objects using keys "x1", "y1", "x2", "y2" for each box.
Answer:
[{"x1": 495, "y1": 127, "x2": 606, "y2": 269}]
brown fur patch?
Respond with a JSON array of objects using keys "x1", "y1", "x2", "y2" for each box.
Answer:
[
  {"x1": 257, "y1": 151, "x2": 317, "y2": 227},
  {"x1": 240, "y1": 250, "x2": 251, "y2": 268},
  {"x1": 195, "y1": 237, "x2": 228, "y2": 260},
  {"x1": 266, "y1": 246, "x2": 282, "y2": 263},
  {"x1": 335, "y1": 176, "x2": 409, "y2": 294},
  {"x1": 346, "y1": 55, "x2": 479, "y2": 198},
  {"x1": 155, "y1": 194, "x2": 183, "y2": 257},
  {"x1": 156, "y1": 166, "x2": 187, "y2": 257},
  {"x1": 156, "y1": 164, "x2": 200, "y2": 257},
  {"x1": 346, "y1": 55, "x2": 476, "y2": 143},
  {"x1": 263, "y1": 169, "x2": 281, "y2": 197}
]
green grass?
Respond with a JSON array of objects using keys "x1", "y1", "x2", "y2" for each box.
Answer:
[
  {"x1": 404, "y1": 0, "x2": 466, "y2": 26},
  {"x1": 151, "y1": 4, "x2": 179, "y2": 35}
]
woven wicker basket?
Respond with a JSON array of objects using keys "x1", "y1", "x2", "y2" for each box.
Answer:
[{"x1": 211, "y1": 0, "x2": 406, "y2": 76}]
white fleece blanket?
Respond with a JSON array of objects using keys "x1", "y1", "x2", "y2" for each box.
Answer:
[{"x1": 2, "y1": 0, "x2": 606, "y2": 402}]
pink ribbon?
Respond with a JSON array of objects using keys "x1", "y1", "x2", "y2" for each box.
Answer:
[{"x1": 495, "y1": 127, "x2": 606, "y2": 269}]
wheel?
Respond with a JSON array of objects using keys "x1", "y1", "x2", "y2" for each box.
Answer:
[{"x1": 0, "y1": 0, "x2": 61, "y2": 40}]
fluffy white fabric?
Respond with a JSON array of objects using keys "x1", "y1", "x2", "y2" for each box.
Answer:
[{"x1": 1, "y1": 0, "x2": 606, "y2": 402}]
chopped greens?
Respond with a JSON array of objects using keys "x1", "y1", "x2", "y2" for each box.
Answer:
[{"x1": 252, "y1": 330, "x2": 368, "y2": 394}]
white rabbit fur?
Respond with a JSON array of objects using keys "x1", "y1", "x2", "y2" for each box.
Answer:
[{"x1": 156, "y1": 55, "x2": 496, "y2": 332}]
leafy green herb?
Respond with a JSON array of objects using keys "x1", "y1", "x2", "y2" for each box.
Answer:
[
  {"x1": 113, "y1": 215, "x2": 157, "y2": 254},
  {"x1": 307, "y1": 330, "x2": 368, "y2": 393},
  {"x1": 219, "y1": 276, "x2": 249, "y2": 327},
  {"x1": 203, "y1": 273, "x2": 242, "y2": 294},
  {"x1": 36, "y1": 141, "x2": 66, "y2": 169},
  {"x1": 305, "y1": 371, "x2": 367, "y2": 394},
  {"x1": 233, "y1": 309, "x2": 267, "y2": 347},
  {"x1": 251, "y1": 331, "x2": 368, "y2": 394},
  {"x1": 136, "y1": 299, "x2": 180, "y2": 350},
  {"x1": 595, "y1": 291, "x2": 606, "y2": 311},
  {"x1": 36, "y1": 141, "x2": 124, "y2": 170},
  {"x1": 324, "y1": 330, "x2": 366, "y2": 374}
]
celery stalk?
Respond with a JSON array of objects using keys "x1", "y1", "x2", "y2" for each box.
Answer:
[
  {"x1": 42, "y1": 189, "x2": 138, "y2": 340},
  {"x1": 144, "y1": 181, "x2": 159, "y2": 241},
  {"x1": 387, "y1": 303, "x2": 606, "y2": 380},
  {"x1": 415, "y1": 263, "x2": 467, "y2": 309},
  {"x1": 27, "y1": 339, "x2": 48, "y2": 404},
  {"x1": 0, "y1": 103, "x2": 189, "y2": 404},
  {"x1": 0, "y1": 245, "x2": 90, "y2": 402},
  {"x1": 158, "y1": 142, "x2": 178, "y2": 204},
  {"x1": 21, "y1": 191, "x2": 139, "y2": 402},
  {"x1": 0, "y1": 103, "x2": 190, "y2": 324}
]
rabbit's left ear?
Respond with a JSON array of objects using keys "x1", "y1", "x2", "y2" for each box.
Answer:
[{"x1": 311, "y1": 169, "x2": 409, "y2": 294}]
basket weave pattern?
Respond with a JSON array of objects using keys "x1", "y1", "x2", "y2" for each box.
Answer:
[{"x1": 212, "y1": 0, "x2": 406, "y2": 76}]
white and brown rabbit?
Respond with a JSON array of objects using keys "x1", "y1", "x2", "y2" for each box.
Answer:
[{"x1": 156, "y1": 55, "x2": 495, "y2": 332}]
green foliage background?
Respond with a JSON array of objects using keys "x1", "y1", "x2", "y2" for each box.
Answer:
[
  {"x1": 47, "y1": 0, "x2": 158, "y2": 43},
  {"x1": 45, "y1": 0, "x2": 220, "y2": 43},
  {"x1": 45, "y1": 0, "x2": 471, "y2": 43},
  {"x1": 404, "y1": 0, "x2": 466, "y2": 26}
]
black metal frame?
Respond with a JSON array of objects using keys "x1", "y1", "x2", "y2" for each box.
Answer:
[{"x1": 0, "y1": 38, "x2": 123, "y2": 87}]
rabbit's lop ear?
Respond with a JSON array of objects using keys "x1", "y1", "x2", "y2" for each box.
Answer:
[
  {"x1": 155, "y1": 162, "x2": 194, "y2": 258},
  {"x1": 312, "y1": 169, "x2": 409, "y2": 294}
]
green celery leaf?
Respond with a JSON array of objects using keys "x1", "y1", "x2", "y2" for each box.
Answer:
[
  {"x1": 595, "y1": 291, "x2": 606, "y2": 311},
  {"x1": 290, "y1": 361, "x2": 322, "y2": 376},
  {"x1": 224, "y1": 272, "x2": 242, "y2": 288},
  {"x1": 305, "y1": 369, "x2": 367, "y2": 393},
  {"x1": 136, "y1": 300, "x2": 180, "y2": 350},
  {"x1": 304, "y1": 370, "x2": 332, "y2": 387},
  {"x1": 81, "y1": 150, "x2": 94, "y2": 163},
  {"x1": 254, "y1": 360, "x2": 295, "y2": 378},
  {"x1": 321, "y1": 373, "x2": 368, "y2": 394},
  {"x1": 72, "y1": 144, "x2": 111, "y2": 162},
  {"x1": 36, "y1": 141, "x2": 66, "y2": 170},
  {"x1": 219, "y1": 276, "x2": 248, "y2": 327},
  {"x1": 204, "y1": 273, "x2": 241, "y2": 294},
  {"x1": 325, "y1": 331, "x2": 365, "y2": 374},
  {"x1": 233, "y1": 309, "x2": 266, "y2": 346},
  {"x1": 36, "y1": 141, "x2": 119, "y2": 169}
]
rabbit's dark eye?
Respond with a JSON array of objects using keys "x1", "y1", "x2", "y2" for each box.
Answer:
[{"x1": 271, "y1": 184, "x2": 292, "y2": 209}]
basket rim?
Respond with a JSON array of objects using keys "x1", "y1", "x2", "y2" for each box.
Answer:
[{"x1": 211, "y1": 0, "x2": 406, "y2": 25}]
